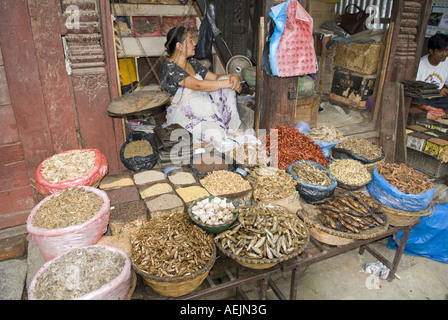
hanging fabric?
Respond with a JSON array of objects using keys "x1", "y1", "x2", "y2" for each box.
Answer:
[{"x1": 275, "y1": 0, "x2": 317, "y2": 77}]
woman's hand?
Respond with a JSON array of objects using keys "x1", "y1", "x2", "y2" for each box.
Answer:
[
  {"x1": 228, "y1": 74, "x2": 242, "y2": 93},
  {"x1": 441, "y1": 87, "x2": 448, "y2": 97}
]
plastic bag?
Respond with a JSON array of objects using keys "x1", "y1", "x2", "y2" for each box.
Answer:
[
  {"x1": 194, "y1": 13, "x2": 214, "y2": 69},
  {"x1": 387, "y1": 203, "x2": 448, "y2": 263},
  {"x1": 314, "y1": 141, "x2": 340, "y2": 159},
  {"x1": 366, "y1": 165, "x2": 435, "y2": 212},
  {"x1": 28, "y1": 245, "x2": 131, "y2": 300},
  {"x1": 26, "y1": 186, "x2": 111, "y2": 261},
  {"x1": 269, "y1": 0, "x2": 291, "y2": 76},
  {"x1": 286, "y1": 160, "x2": 337, "y2": 203},
  {"x1": 120, "y1": 131, "x2": 159, "y2": 172},
  {"x1": 35, "y1": 149, "x2": 108, "y2": 196},
  {"x1": 293, "y1": 121, "x2": 310, "y2": 134}
]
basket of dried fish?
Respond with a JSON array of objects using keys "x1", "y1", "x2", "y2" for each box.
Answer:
[
  {"x1": 26, "y1": 186, "x2": 111, "y2": 261},
  {"x1": 214, "y1": 204, "x2": 309, "y2": 269},
  {"x1": 35, "y1": 149, "x2": 108, "y2": 195},
  {"x1": 328, "y1": 159, "x2": 372, "y2": 190},
  {"x1": 331, "y1": 138, "x2": 385, "y2": 171},
  {"x1": 367, "y1": 163, "x2": 435, "y2": 212},
  {"x1": 286, "y1": 160, "x2": 337, "y2": 203},
  {"x1": 247, "y1": 166, "x2": 297, "y2": 203},
  {"x1": 200, "y1": 170, "x2": 252, "y2": 206},
  {"x1": 130, "y1": 213, "x2": 216, "y2": 297},
  {"x1": 188, "y1": 196, "x2": 239, "y2": 233},
  {"x1": 299, "y1": 189, "x2": 389, "y2": 246},
  {"x1": 380, "y1": 203, "x2": 434, "y2": 226},
  {"x1": 28, "y1": 245, "x2": 132, "y2": 300}
]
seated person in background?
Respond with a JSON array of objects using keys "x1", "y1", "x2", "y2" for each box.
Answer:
[
  {"x1": 414, "y1": 33, "x2": 448, "y2": 110},
  {"x1": 160, "y1": 26, "x2": 242, "y2": 142}
]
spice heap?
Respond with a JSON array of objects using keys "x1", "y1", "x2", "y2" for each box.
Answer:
[
  {"x1": 291, "y1": 162, "x2": 332, "y2": 186},
  {"x1": 248, "y1": 167, "x2": 296, "y2": 201},
  {"x1": 215, "y1": 204, "x2": 307, "y2": 259},
  {"x1": 32, "y1": 246, "x2": 125, "y2": 300},
  {"x1": 262, "y1": 125, "x2": 328, "y2": 170},
  {"x1": 376, "y1": 162, "x2": 433, "y2": 194},
  {"x1": 32, "y1": 187, "x2": 103, "y2": 229},
  {"x1": 41, "y1": 150, "x2": 96, "y2": 183},
  {"x1": 176, "y1": 185, "x2": 210, "y2": 203},
  {"x1": 131, "y1": 213, "x2": 213, "y2": 277},
  {"x1": 200, "y1": 170, "x2": 251, "y2": 196},
  {"x1": 139, "y1": 182, "x2": 173, "y2": 199},
  {"x1": 306, "y1": 126, "x2": 345, "y2": 142},
  {"x1": 123, "y1": 140, "x2": 153, "y2": 158},
  {"x1": 168, "y1": 171, "x2": 196, "y2": 185},
  {"x1": 338, "y1": 138, "x2": 383, "y2": 161},
  {"x1": 329, "y1": 159, "x2": 371, "y2": 186}
]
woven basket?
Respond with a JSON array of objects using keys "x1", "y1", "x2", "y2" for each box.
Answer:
[
  {"x1": 381, "y1": 203, "x2": 434, "y2": 227},
  {"x1": 215, "y1": 222, "x2": 310, "y2": 270},
  {"x1": 299, "y1": 198, "x2": 389, "y2": 246},
  {"x1": 335, "y1": 176, "x2": 372, "y2": 191},
  {"x1": 132, "y1": 244, "x2": 216, "y2": 297}
]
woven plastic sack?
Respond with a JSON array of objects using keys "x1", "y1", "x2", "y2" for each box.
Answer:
[
  {"x1": 35, "y1": 149, "x2": 108, "y2": 196},
  {"x1": 366, "y1": 165, "x2": 435, "y2": 212},
  {"x1": 28, "y1": 245, "x2": 131, "y2": 300},
  {"x1": 286, "y1": 160, "x2": 337, "y2": 203},
  {"x1": 120, "y1": 131, "x2": 159, "y2": 172},
  {"x1": 26, "y1": 186, "x2": 111, "y2": 261}
]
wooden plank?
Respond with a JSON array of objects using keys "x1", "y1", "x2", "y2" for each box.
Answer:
[
  {"x1": 111, "y1": 3, "x2": 197, "y2": 16},
  {"x1": 0, "y1": 105, "x2": 19, "y2": 145},
  {"x1": 0, "y1": 66, "x2": 11, "y2": 106},
  {"x1": 379, "y1": 82, "x2": 401, "y2": 163},
  {"x1": 0, "y1": 187, "x2": 36, "y2": 217},
  {"x1": 27, "y1": 0, "x2": 79, "y2": 153},
  {"x1": 0, "y1": 0, "x2": 54, "y2": 185}
]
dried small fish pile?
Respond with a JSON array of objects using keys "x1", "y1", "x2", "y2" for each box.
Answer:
[
  {"x1": 215, "y1": 204, "x2": 307, "y2": 260},
  {"x1": 248, "y1": 167, "x2": 296, "y2": 201},
  {"x1": 32, "y1": 187, "x2": 103, "y2": 229},
  {"x1": 316, "y1": 190, "x2": 386, "y2": 234},
  {"x1": 377, "y1": 162, "x2": 433, "y2": 194},
  {"x1": 291, "y1": 162, "x2": 332, "y2": 186},
  {"x1": 32, "y1": 246, "x2": 125, "y2": 300},
  {"x1": 131, "y1": 213, "x2": 213, "y2": 278},
  {"x1": 439, "y1": 149, "x2": 448, "y2": 163},
  {"x1": 41, "y1": 150, "x2": 96, "y2": 183},
  {"x1": 200, "y1": 170, "x2": 251, "y2": 196},
  {"x1": 338, "y1": 138, "x2": 383, "y2": 161},
  {"x1": 124, "y1": 140, "x2": 153, "y2": 158},
  {"x1": 329, "y1": 159, "x2": 371, "y2": 186},
  {"x1": 229, "y1": 143, "x2": 270, "y2": 166},
  {"x1": 307, "y1": 126, "x2": 345, "y2": 142}
]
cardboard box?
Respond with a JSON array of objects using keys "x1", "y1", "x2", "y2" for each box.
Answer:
[
  {"x1": 424, "y1": 137, "x2": 448, "y2": 158},
  {"x1": 406, "y1": 132, "x2": 430, "y2": 152},
  {"x1": 306, "y1": 0, "x2": 336, "y2": 32},
  {"x1": 335, "y1": 42, "x2": 382, "y2": 75},
  {"x1": 331, "y1": 68, "x2": 376, "y2": 103}
]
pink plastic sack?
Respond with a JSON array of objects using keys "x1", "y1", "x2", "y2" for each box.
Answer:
[
  {"x1": 28, "y1": 245, "x2": 132, "y2": 300},
  {"x1": 276, "y1": 0, "x2": 317, "y2": 77},
  {"x1": 26, "y1": 186, "x2": 111, "y2": 261},
  {"x1": 35, "y1": 149, "x2": 109, "y2": 196}
]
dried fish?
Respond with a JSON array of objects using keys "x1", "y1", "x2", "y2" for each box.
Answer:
[
  {"x1": 291, "y1": 162, "x2": 332, "y2": 186},
  {"x1": 338, "y1": 138, "x2": 383, "y2": 161},
  {"x1": 40, "y1": 150, "x2": 96, "y2": 183},
  {"x1": 376, "y1": 162, "x2": 433, "y2": 194},
  {"x1": 247, "y1": 166, "x2": 296, "y2": 201},
  {"x1": 200, "y1": 170, "x2": 251, "y2": 196},
  {"x1": 307, "y1": 126, "x2": 345, "y2": 142},
  {"x1": 131, "y1": 213, "x2": 213, "y2": 278},
  {"x1": 329, "y1": 159, "x2": 371, "y2": 186},
  {"x1": 215, "y1": 204, "x2": 307, "y2": 260}
]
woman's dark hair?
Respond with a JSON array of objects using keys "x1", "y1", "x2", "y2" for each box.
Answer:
[
  {"x1": 165, "y1": 26, "x2": 187, "y2": 56},
  {"x1": 428, "y1": 33, "x2": 448, "y2": 51}
]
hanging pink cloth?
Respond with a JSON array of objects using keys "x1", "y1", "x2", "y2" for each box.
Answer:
[{"x1": 276, "y1": 0, "x2": 317, "y2": 77}]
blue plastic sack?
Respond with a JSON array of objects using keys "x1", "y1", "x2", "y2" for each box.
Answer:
[
  {"x1": 286, "y1": 160, "x2": 337, "y2": 203},
  {"x1": 313, "y1": 141, "x2": 340, "y2": 159},
  {"x1": 387, "y1": 203, "x2": 448, "y2": 263},
  {"x1": 293, "y1": 121, "x2": 310, "y2": 134},
  {"x1": 366, "y1": 165, "x2": 435, "y2": 212},
  {"x1": 269, "y1": 0, "x2": 291, "y2": 76}
]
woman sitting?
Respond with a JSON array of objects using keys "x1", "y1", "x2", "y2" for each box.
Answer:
[{"x1": 160, "y1": 26, "x2": 242, "y2": 142}]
